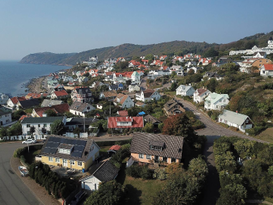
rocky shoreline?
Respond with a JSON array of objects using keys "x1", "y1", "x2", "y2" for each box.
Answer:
[{"x1": 27, "y1": 76, "x2": 47, "y2": 93}]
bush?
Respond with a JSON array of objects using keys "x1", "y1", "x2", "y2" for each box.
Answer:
[
  {"x1": 153, "y1": 168, "x2": 166, "y2": 180},
  {"x1": 126, "y1": 165, "x2": 142, "y2": 178}
]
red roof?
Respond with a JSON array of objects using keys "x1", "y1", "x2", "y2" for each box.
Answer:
[
  {"x1": 108, "y1": 145, "x2": 121, "y2": 151},
  {"x1": 19, "y1": 115, "x2": 28, "y2": 121},
  {"x1": 107, "y1": 116, "x2": 144, "y2": 128},
  {"x1": 10, "y1": 96, "x2": 26, "y2": 104},
  {"x1": 54, "y1": 90, "x2": 68, "y2": 97},
  {"x1": 118, "y1": 110, "x2": 128, "y2": 116},
  {"x1": 264, "y1": 64, "x2": 273, "y2": 71}
]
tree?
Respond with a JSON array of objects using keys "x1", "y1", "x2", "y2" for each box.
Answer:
[
  {"x1": 0, "y1": 127, "x2": 8, "y2": 138},
  {"x1": 217, "y1": 183, "x2": 247, "y2": 205},
  {"x1": 50, "y1": 120, "x2": 65, "y2": 135},
  {"x1": 165, "y1": 162, "x2": 184, "y2": 176},
  {"x1": 44, "y1": 109, "x2": 57, "y2": 117},
  {"x1": 206, "y1": 78, "x2": 218, "y2": 92},
  {"x1": 12, "y1": 109, "x2": 26, "y2": 120},
  {"x1": 84, "y1": 181, "x2": 125, "y2": 205},
  {"x1": 170, "y1": 82, "x2": 177, "y2": 91},
  {"x1": 143, "y1": 122, "x2": 154, "y2": 133},
  {"x1": 162, "y1": 113, "x2": 197, "y2": 145}
]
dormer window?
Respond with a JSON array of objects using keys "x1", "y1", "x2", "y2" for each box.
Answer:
[
  {"x1": 149, "y1": 140, "x2": 165, "y2": 151},
  {"x1": 58, "y1": 143, "x2": 74, "y2": 155}
]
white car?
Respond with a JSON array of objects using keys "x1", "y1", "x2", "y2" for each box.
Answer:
[{"x1": 22, "y1": 139, "x2": 36, "y2": 144}]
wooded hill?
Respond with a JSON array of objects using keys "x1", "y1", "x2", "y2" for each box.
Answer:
[{"x1": 20, "y1": 31, "x2": 273, "y2": 66}]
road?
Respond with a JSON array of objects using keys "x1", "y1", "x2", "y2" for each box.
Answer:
[{"x1": 0, "y1": 142, "x2": 41, "y2": 205}]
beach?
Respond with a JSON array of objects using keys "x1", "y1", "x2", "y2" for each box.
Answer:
[{"x1": 27, "y1": 76, "x2": 47, "y2": 93}]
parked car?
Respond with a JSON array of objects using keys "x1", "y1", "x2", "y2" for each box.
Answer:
[{"x1": 22, "y1": 139, "x2": 36, "y2": 144}]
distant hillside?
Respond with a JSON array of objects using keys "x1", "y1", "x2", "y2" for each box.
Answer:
[{"x1": 20, "y1": 31, "x2": 273, "y2": 66}]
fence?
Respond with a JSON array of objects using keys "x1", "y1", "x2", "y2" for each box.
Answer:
[{"x1": 0, "y1": 134, "x2": 47, "y2": 141}]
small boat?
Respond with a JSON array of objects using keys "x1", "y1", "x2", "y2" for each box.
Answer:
[{"x1": 18, "y1": 166, "x2": 29, "y2": 177}]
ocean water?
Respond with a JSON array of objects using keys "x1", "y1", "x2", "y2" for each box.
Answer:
[{"x1": 0, "y1": 61, "x2": 69, "y2": 97}]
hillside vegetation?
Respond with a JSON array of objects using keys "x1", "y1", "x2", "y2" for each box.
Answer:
[{"x1": 20, "y1": 31, "x2": 273, "y2": 66}]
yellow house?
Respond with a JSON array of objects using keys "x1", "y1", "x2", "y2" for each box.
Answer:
[
  {"x1": 38, "y1": 136, "x2": 100, "y2": 171},
  {"x1": 129, "y1": 132, "x2": 184, "y2": 165}
]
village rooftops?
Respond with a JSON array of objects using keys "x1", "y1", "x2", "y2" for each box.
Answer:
[
  {"x1": 107, "y1": 116, "x2": 144, "y2": 128},
  {"x1": 218, "y1": 110, "x2": 253, "y2": 126},
  {"x1": 21, "y1": 116, "x2": 64, "y2": 124}
]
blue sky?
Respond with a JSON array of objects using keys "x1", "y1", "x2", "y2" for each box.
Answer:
[{"x1": 0, "y1": 0, "x2": 272, "y2": 60}]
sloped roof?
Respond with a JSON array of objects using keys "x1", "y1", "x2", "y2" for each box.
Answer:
[
  {"x1": 70, "y1": 102, "x2": 94, "y2": 112},
  {"x1": 21, "y1": 116, "x2": 64, "y2": 124},
  {"x1": 130, "y1": 133, "x2": 184, "y2": 159},
  {"x1": 34, "y1": 103, "x2": 69, "y2": 117},
  {"x1": 54, "y1": 90, "x2": 68, "y2": 97},
  {"x1": 102, "y1": 90, "x2": 117, "y2": 98},
  {"x1": 176, "y1": 85, "x2": 192, "y2": 92},
  {"x1": 205, "y1": 92, "x2": 229, "y2": 104},
  {"x1": 196, "y1": 88, "x2": 209, "y2": 96},
  {"x1": 143, "y1": 89, "x2": 155, "y2": 98},
  {"x1": 0, "y1": 106, "x2": 11, "y2": 115},
  {"x1": 164, "y1": 98, "x2": 185, "y2": 112},
  {"x1": 144, "y1": 114, "x2": 160, "y2": 124},
  {"x1": 41, "y1": 99, "x2": 63, "y2": 107},
  {"x1": 117, "y1": 110, "x2": 128, "y2": 116},
  {"x1": 10, "y1": 96, "x2": 26, "y2": 104},
  {"x1": 218, "y1": 110, "x2": 252, "y2": 126},
  {"x1": 108, "y1": 145, "x2": 121, "y2": 151},
  {"x1": 107, "y1": 116, "x2": 144, "y2": 128},
  {"x1": 19, "y1": 99, "x2": 40, "y2": 109},
  {"x1": 264, "y1": 64, "x2": 273, "y2": 71}
]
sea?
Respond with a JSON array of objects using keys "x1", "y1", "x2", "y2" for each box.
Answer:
[{"x1": 0, "y1": 60, "x2": 70, "y2": 97}]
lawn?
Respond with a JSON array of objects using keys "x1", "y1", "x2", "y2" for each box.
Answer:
[
  {"x1": 256, "y1": 128, "x2": 273, "y2": 143},
  {"x1": 123, "y1": 176, "x2": 167, "y2": 205}
]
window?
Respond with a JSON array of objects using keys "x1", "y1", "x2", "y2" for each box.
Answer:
[
  {"x1": 49, "y1": 157, "x2": 53, "y2": 162},
  {"x1": 171, "y1": 158, "x2": 176, "y2": 163},
  {"x1": 44, "y1": 124, "x2": 47, "y2": 127},
  {"x1": 146, "y1": 155, "x2": 151, "y2": 160},
  {"x1": 139, "y1": 154, "x2": 144, "y2": 159},
  {"x1": 78, "y1": 161, "x2": 82, "y2": 166},
  {"x1": 55, "y1": 158, "x2": 60, "y2": 163},
  {"x1": 163, "y1": 157, "x2": 167, "y2": 162},
  {"x1": 70, "y1": 160, "x2": 75, "y2": 165},
  {"x1": 27, "y1": 124, "x2": 30, "y2": 128},
  {"x1": 38, "y1": 124, "x2": 40, "y2": 128}
]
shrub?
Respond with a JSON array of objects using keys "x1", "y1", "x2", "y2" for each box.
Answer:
[
  {"x1": 140, "y1": 166, "x2": 153, "y2": 179},
  {"x1": 126, "y1": 165, "x2": 142, "y2": 178},
  {"x1": 153, "y1": 168, "x2": 166, "y2": 180}
]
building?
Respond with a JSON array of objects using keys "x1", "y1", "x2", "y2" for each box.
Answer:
[
  {"x1": 163, "y1": 98, "x2": 185, "y2": 116},
  {"x1": 71, "y1": 87, "x2": 93, "y2": 103},
  {"x1": 99, "y1": 90, "x2": 118, "y2": 101},
  {"x1": 113, "y1": 94, "x2": 134, "y2": 109},
  {"x1": 41, "y1": 99, "x2": 63, "y2": 107},
  {"x1": 80, "y1": 160, "x2": 119, "y2": 191},
  {"x1": 21, "y1": 116, "x2": 66, "y2": 135},
  {"x1": 260, "y1": 64, "x2": 273, "y2": 77},
  {"x1": 0, "y1": 93, "x2": 10, "y2": 105},
  {"x1": 204, "y1": 92, "x2": 229, "y2": 110},
  {"x1": 6, "y1": 96, "x2": 26, "y2": 109},
  {"x1": 51, "y1": 90, "x2": 69, "y2": 100},
  {"x1": 69, "y1": 102, "x2": 95, "y2": 117},
  {"x1": 129, "y1": 133, "x2": 184, "y2": 164},
  {"x1": 135, "y1": 89, "x2": 161, "y2": 102},
  {"x1": 218, "y1": 110, "x2": 253, "y2": 133},
  {"x1": 32, "y1": 103, "x2": 69, "y2": 117},
  {"x1": 0, "y1": 106, "x2": 12, "y2": 126},
  {"x1": 38, "y1": 135, "x2": 100, "y2": 171},
  {"x1": 193, "y1": 88, "x2": 211, "y2": 103},
  {"x1": 107, "y1": 116, "x2": 144, "y2": 131},
  {"x1": 176, "y1": 85, "x2": 195, "y2": 96}
]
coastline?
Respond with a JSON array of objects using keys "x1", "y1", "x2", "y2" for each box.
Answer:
[{"x1": 27, "y1": 76, "x2": 47, "y2": 94}]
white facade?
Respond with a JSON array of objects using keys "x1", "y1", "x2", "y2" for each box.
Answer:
[
  {"x1": 204, "y1": 93, "x2": 229, "y2": 110},
  {"x1": 0, "y1": 112, "x2": 12, "y2": 126},
  {"x1": 176, "y1": 85, "x2": 195, "y2": 96},
  {"x1": 229, "y1": 40, "x2": 273, "y2": 55},
  {"x1": 114, "y1": 95, "x2": 134, "y2": 109},
  {"x1": 69, "y1": 104, "x2": 95, "y2": 117},
  {"x1": 193, "y1": 89, "x2": 211, "y2": 103},
  {"x1": 129, "y1": 84, "x2": 141, "y2": 93},
  {"x1": 0, "y1": 93, "x2": 9, "y2": 105},
  {"x1": 136, "y1": 90, "x2": 161, "y2": 102},
  {"x1": 81, "y1": 175, "x2": 101, "y2": 191},
  {"x1": 260, "y1": 64, "x2": 273, "y2": 77}
]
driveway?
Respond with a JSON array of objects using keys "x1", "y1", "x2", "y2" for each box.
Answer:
[{"x1": 0, "y1": 142, "x2": 41, "y2": 205}]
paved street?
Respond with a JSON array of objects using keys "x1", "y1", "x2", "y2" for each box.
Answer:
[{"x1": 0, "y1": 142, "x2": 41, "y2": 205}]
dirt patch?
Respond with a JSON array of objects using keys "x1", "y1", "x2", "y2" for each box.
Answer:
[{"x1": 257, "y1": 128, "x2": 273, "y2": 143}]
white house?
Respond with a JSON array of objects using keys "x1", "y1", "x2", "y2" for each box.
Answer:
[
  {"x1": 260, "y1": 64, "x2": 273, "y2": 77},
  {"x1": 129, "y1": 84, "x2": 141, "y2": 93},
  {"x1": 113, "y1": 94, "x2": 134, "y2": 109},
  {"x1": 218, "y1": 110, "x2": 253, "y2": 133},
  {"x1": 80, "y1": 160, "x2": 119, "y2": 191},
  {"x1": 204, "y1": 92, "x2": 229, "y2": 110},
  {"x1": 135, "y1": 89, "x2": 161, "y2": 102},
  {"x1": 193, "y1": 88, "x2": 211, "y2": 103},
  {"x1": 176, "y1": 85, "x2": 195, "y2": 97},
  {"x1": 21, "y1": 116, "x2": 66, "y2": 135},
  {"x1": 69, "y1": 102, "x2": 95, "y2": 117},
  {"x1": 0, "y1": 93, "x2": 9, "y2": 105}
]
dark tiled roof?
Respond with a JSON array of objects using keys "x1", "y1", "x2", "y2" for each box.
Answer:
[
  {"x1": 21, "y1": 116, "x2": 64, "y2": 124},
  {"x1": 144, "y1": 114, "x2": 160, "y2": 124},
  {"x1": 40, "y1": 135, "x2": 97, "y2": 161},
  {"x1": 130, "y1": 133, "x2": 184, "y2": 159},
  {"x1": 92, "y1": 160, "x2": 119, "y2": 182},
  {"x1": 0, "y1": 106, "x2": 11, "y2": 115},
  {"x1": 143, "y1": 89, "x2": 155, "y2": 98},
  {"x1": 65, "y1": 117, "x2": 97, "y2": 126},
  {"x1": 19, "y1": 99, "x2": 40, "y2": 109},
  {"x1": 164, "y1": 98, "x2": 185, "y2": 113}
]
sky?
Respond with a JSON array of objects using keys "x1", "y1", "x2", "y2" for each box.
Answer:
[{"x1": 0, "y1": 0, "x2": 272, "y2": 60}]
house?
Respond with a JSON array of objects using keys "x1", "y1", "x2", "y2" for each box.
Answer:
[
  {"x1": 38, "y1": 136, "x2": 100, "y2": 171},
  {"x1": 107, "y1": 116, "x2": 144, "y2": 130},
  {"x1": 193, "y1": 88, "x2": 211, "y2": 103},
  {"x1": 17, "y1": 99, "x2": 40, "y2": 110},
  {"x1": 99, "y1": 90, "x2": 117, "y2": 101},
  {"x1": 21, "y1": 116, "x2": 66, "y2": 135},
  {"x1": 260, "y1": 64, "x2": 273, "y2": 77},
  {"x1": 204, "y1": 92, "x2": 229, "y2": 110},
  {"x1": 69, "y1": 102, "x2": 95, "y2": 117},
  {"x1": 113, "y1": 94, "x2": 134, "y2": 109},
  {"x1": 109, "y1": 84, "x2": 118, "y2": 91},
  {"x1": 32, "y1": 103, "x2": 69, "y2": 117},
  {"x1": 51, "y1": 90, "x2": 69, "y2": 100},
  {"x1": 71, "y1": 87, "x2": 93, "y2": 103},
  {"x1": 128, "y1": 60, "x2": 141, "y2": 68},
  {"x1": 143, "y1": 114, "x2": 161, "y2": 127},
  {"x1": 108, "y1": 145, "x2": 122, "y2": 156},
  {"x1": 7, "y1": 96, "x2": 26, "y2": 109},
  {"x1": 218, "y1": 110, "x2": 253, "y2": 133},
  {"x1": 176, "y1": 85, "x2": 195, "y2": 96},
  {"x1": 65, "y1": 117, "x2": 97, "y2": 133},
  {"x1": 203, "y1": 72, "x2": 223, "y2": 81},
  {"x1": 163, "y1": 98, "x2": 185, "y2": 116},
  {"x1": 0, "y1": 106, "x2": 12, "y2": 126},
  {"x1": 117, "y1": 110, "x2": 128, "y2": 117},
  {"x1": 0, "y1": 93, "x2": 9, "y2": 105},
  {"x1": 135, "y1": 89, "x2": 161, "y2": 102},
  {"x1": 25, "y1": 93, "x2": 48, "y2": 100},
  {"x1": 80, "y1": 160, "x2": 119, "y2": 191},
  {"x1": 129, "y1": 133, "x2": 184, "y2": 165},
  {"x1": 187, "y1": 66, "x2": 202, "y2": 74},
  {"x1": 41, "y1": 99, "x2": 63, "y2": 107},
  {"x1": 128, "y1": 84, "x2": 141, "y2": 93},
  {"x1": 160, "y1": 55, "x2": 167, "y2": 61}
]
